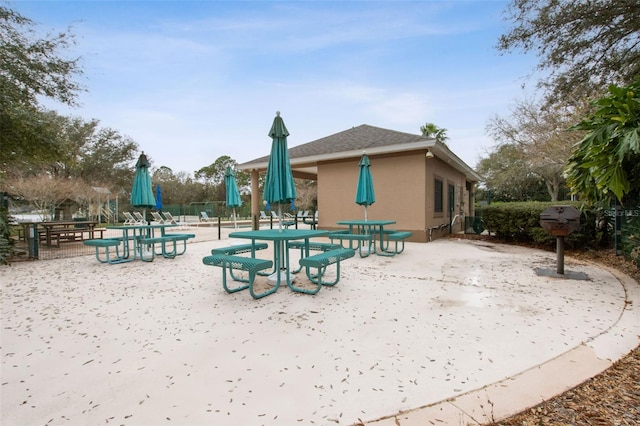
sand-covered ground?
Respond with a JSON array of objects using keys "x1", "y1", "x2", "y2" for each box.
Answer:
[{"x1": 2, "y1": 227, "x2": 638, "y2": 425}]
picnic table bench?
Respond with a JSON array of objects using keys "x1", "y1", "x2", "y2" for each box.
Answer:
[
  {"x1": 138, "y1": 233, "x2": 195, "y2": 260},
  {"x1": 329, "y1": 233, "x2": 373, "y2": 258},
  {"x1": 84, "y1": 238, "x2": 130, "y2": 264},
  {"x1": 211, "y1": 242, "x2": 271, "y2": 281},
  {"x1": 382, "y1": 231, "x2": 412, "y2": 256},
  {"x1": 202, "y1": 254, "x2": 275, "y2": 299},
  {"x1": 288, "y1": 240, "x2": 342, "y2": 273},
  {"x1": 40, "y1": 228, "x2": 105, "y2": 246},
  {"x1": 26, "y1": 220, "x2": 105, "y2": 247},
  {"x1": 296, "y1": 248, "x2": 355, "y2": 294},
  {"x1": 211, "y1": 242, "x2": 269, "y2": 256}
]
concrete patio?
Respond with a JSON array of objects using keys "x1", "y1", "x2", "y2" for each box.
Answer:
[{"x1": 1, "y1": 228, "x2": 638, "y2": 425}]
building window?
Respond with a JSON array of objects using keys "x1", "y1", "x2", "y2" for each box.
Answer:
[{"x1": 434, "y1": 178, "x2": 443, "y2": 213}]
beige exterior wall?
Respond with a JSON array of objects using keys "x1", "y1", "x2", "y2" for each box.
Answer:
[{"x1": 317, "y1": 150, "x2": 474, "y2": 242}]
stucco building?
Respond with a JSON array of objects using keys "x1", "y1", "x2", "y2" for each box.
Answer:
[{"x1": 238, "y1": 124, "x2": 482, "y2": 242}]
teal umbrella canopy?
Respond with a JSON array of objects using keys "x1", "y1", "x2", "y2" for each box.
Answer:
[
  {"x1": 263, "y1": 112, "x2": 296, "y2": 207},
  {"x1": 225, "y1": 166, "x2": 242, "y2": 208},
  {"x1": 355, "y1": 153, "x2": 375, "y2": 220},
  {"x1": 130, "y1": 152, "x2": 156, "y2": 209}
]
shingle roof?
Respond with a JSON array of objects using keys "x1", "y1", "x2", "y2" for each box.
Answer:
[
  {"x1": 238, "y1": 123, "x2": 481, "y2": 182},
  {"x1": 240, "y1": 124, "x2": 430, "y2": 165}
]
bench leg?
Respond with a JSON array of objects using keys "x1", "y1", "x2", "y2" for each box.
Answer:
[
  {"x1": 289, "y1": 267, "x2": 323, "y2": 295},
  {"x1": 93, "y1": 245, "x2": 133, "y2": 264},
  {"x1": 161, "y1": 240, "x2": 178, "y2": 258},
  {"x1": 93, "y1": 246, "x2": 111, "y2": 264},
  {"x1": 173, "y1": 239, "x2": 188, "y2": 256},
  {"x1": 137, "y1": 241, "x2": 155, "y2": 262},
  {"x1": 221, "y1": 263, "x2": 250, "y2": 294},
  {"x1": 305, "y1": 261, "x2": 341, "y2": 287},
  {"x1": 377, "y1": 241, "x2": 397, "y2": 257},
  {"x1": 357, "y1": 240, "x2": 372, "y2": 258},
  {"x1": 248, "y1": 270, "x2": 279, "y2": 299}
]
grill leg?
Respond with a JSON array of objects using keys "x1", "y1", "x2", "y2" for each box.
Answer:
[{"x1": 556, "y1": 236, "x2": 565, "y2": 275}]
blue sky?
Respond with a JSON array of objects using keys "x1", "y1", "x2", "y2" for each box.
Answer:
[{"x1": 10, "y1": 0, "x2": 537, "y2": 174}]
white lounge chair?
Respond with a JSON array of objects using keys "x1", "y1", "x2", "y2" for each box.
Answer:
[
  {"x1": 133, "y1": 211, "x2": 147, "y2": 225},
  {"x1": 271, "y1": 211, "x2": 295, "y2": 228},
  {"x1": 162, "y1": 212, "x2": 178, "y2": 224},
  {"x1": 151, "y1": 211, "x2": 165, "y2": 224},
  {"x1": 200, "y1": 211, "x2": 215, "y2": 222},
  {"x1": 122, "y1": 212, "x2": 135, "y2": 226}
]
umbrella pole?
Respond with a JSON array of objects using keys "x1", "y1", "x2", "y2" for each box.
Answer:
[
  {"x1": 364, "y1": 206, "x2": 372, "y2": 252},
  {"x1": 233, "y1": 208, "x2": 237, "y2": 229},
  {"x1": 278, "y1": 204, "x2": 283, "y2": 232}
]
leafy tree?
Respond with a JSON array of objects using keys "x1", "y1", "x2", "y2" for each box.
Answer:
[
  {"x1": 485, "y1": 98, "x2": 583, "y2": 201},
  {"x1": 80, "y1": 128, "x2": 138, "y2": 191},
  {"x1": 0, "y1": 107, "x2": 64, "y2": 177},
  {"x1": 0, "y1": 5, "x2": 83, "y2": 173},
  {"x1": 565, "y1": 78, "x2": 640, "y2": 206},
  {"x1": 420, "y1": 122, "x2": 449, "y2": 144},
  {"x1": 6, "y1": 175, "x2": 92, "y2": 220},
  {"x1": 194, "y1": 156, "x2": 251, "y2": 201},
  {"x1": 498, "y1": 0, "x2": 640, "y2": 101},
  {"x1": 476, "y1": 144, "x2": 548, "y2": 202},
  {"x1": 195, "y1": 156, "x2": 237, "y2": 187},
  {"x1": 294, "y1": 179, "x2": 317, "y2": 211}
]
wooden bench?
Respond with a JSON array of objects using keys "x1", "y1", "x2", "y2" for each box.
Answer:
[
  {"x1": 40, "y1": 228, "x2": 106, "y2": 246},
  {"x1": 202, "y1": 254, "x2": 275, "y2": 299},
  {"x1": 383, "y1": 231, "x2": 412, "y2": 255},
  {"x1": 139, "y1": 233, "x2": 195, "y2": 260},
  {"x1": 329, "y1": 233, "x2": 373, "y2": 257},
  {"x1": 84, "y1": 238, "x2": 130, "y2": 264},
  {"x1": 295, "y1": 248, "x2": 356, "y2": 293}
]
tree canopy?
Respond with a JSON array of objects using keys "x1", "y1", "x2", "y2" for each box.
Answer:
[
  {"x1": 0, "y1": 5, "x2": 84, "y2": 173},
  {"x1": 476, "y1": 144, "x2": 549, "y2": 202},
  {"x1": 420, "y1": 122, "x2": 448, "y2": 144},
  {"x1": 565, "y1": 78, "x2": 640, "y2": 206},
  {"x1": 498, "y1": 0, "x2": 640, "y2": 102},
  {"x1": 485, "y1": 98, "x2": 585, "y2": 201}
]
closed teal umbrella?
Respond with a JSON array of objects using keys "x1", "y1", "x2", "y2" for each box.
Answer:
[
  {"x1": 355, "y1": 153, "x2": 375, "y2": 221},
  {"x1": 225, "y1": 166, "x2": 242, "y2": 229},
  {"x1": 130, "y1": 152, "x2": 155, "y2": 223},
  {"x1": 263, "y1": 111, "x2": 296, "y2": 231},
  {"x1": 155, "y1": 184, "x2": 163, "y2": 211}
]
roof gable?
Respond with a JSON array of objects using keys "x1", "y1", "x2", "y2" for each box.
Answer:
[{"x1": 242, "y1": 124, "x2": 429, "y2": 165}]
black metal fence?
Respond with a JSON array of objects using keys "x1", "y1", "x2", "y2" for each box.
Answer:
[
  {"x1": 606, "y1": 206, "x2": 640, "y2": 264},
  {"x1": 10, "y1": 222, "x2": 222, "y2": 261}
]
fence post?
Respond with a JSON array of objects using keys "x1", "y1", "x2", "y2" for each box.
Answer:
[{"x1": 27, "y1": 223, "x2": 39, "y2": 259}]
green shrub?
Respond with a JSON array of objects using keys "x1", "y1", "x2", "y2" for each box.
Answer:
[
  {"x1": 0, "y1": 208, "x2": 14, "y2": 265},
  {"x1": 480, "y1": 201, "x2": 598, "y2": 248},
  {"x1": 621, "y1": 216, "x2": 640, "y2": 266}
]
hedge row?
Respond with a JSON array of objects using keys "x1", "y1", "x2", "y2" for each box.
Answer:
[{"x1": 479, "y1": 201, "x2": 599, "y2": 248}]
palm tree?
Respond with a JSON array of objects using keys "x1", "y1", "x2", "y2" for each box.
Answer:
[{"x1": 420, "y1": 122, "x2": 449, "y2": 144}]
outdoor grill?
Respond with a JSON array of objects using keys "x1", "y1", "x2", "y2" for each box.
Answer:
[
  {"x1": 540, "y1": 205, "x2": 581, "y2": 237},
  {"x1": 539, "y1": 205, "x2": 581, "y2": 274}
]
